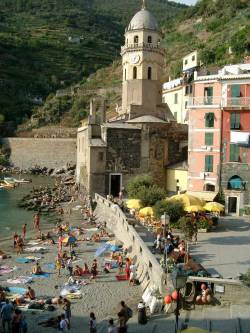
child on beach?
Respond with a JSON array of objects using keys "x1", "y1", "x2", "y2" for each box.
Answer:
[{"x1": 22, "y1": 224, "x2": 27, "y2": 240}]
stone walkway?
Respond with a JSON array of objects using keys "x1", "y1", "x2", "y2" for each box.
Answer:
[{"x1": 189, "y1": 217, "x2": 250, "y2": 278}]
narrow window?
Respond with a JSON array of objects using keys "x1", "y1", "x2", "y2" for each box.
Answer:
[
  {"x1": 230, "y1": 144, "x2": 239, "y2": 162},
  {"x1": 192, "y1": 55, "x2": 195, "y2": 61},
  {"x1": 134, "y1": 35, "x2": 138, "y2": 43},
  {"x1": 205, "y1": 155, "x2": 213, "y2": 172},
  {"x1": 185, "y1": 86, "x2": 189, "y2": 95},
  {"x1": 98, "y1": 152, "x2": 104, "y2": 162},
  {"x1": 205, "y1": 132, "x2": 213, "y2": 146},
  {"x1": 174, "y1": 93, "x2": 178, "y2": 104},
  {"x1": 230, "y1": 113, "x2": 240, "y2": 129},
  {"x1": 124, "y1": 68, "x2": 126, "y2": 81},
  {"x1": 148, "y1": 35, "x2": 152, "y2": 43},
  {"x1": 184, "y1": 59, "x2": 188, "y2": 65},
  {"x1": 204, "y1": 86, "x2": 213, "y2": 104},
  {"x1": 133, "y1": 66, "x2": 137, "y2": 79},
  {"x1": 147, "y1": 67, "x2": 152, "y2": 80},
  {"x1": 205, "y1": 113, "x2": 214, "y2": 128}
]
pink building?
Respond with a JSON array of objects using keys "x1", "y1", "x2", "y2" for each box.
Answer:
[{"x1": 187, "y1": 62, "x2": 250, "y2": 204}]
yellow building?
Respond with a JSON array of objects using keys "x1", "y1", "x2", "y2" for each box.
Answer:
[{"x1": 166, "y1": 161, "x2": 188, "y2": 195}]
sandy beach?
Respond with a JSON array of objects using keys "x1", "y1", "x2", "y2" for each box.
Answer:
[{"x1": 0, "y1": 206, "x2": 142, "y2": 332}]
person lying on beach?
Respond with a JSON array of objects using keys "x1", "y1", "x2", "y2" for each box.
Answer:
[
  {"x1": 32, "y1": 262, "x2": 43, "y2": 275},
  {"x1": 25, "y1": 286, "x2": 35, "y2": 300},
  {"x1": 73, "y1": 265, "x2": 84, "y2": 276},
  {"x1": 52, "y1": 296, "x2": 63, "y2": 305}
]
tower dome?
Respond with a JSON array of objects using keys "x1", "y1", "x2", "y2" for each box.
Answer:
[{"x1": 127, "y1": 7, "x2": 159, "y2": 32}]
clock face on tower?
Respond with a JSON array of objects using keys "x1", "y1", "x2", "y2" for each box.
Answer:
[{"x1": 129, "y1": 54, "x2": 140, "y2": 64}]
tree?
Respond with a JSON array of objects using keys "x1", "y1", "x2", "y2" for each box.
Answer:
[
  {"x1": 136, "y1": 185, "x2": 166, "y2": 207},
  {"x1": 127, "y1": 174, "x2": 154, "y2": 198},
  {"x1": 154, "y1": 200, "x2": 185, "y2": 223}
]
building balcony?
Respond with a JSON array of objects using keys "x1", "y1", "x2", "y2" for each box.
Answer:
[
  {"x1": 188, "y1": 96, "x2": 250, "y2": 109},
  {"x1": 121, "y1": 43, "x2": 164, "y2": 55}
]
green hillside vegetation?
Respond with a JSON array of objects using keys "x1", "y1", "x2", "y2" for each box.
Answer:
[
  {"x1": 163, "y1": 0, "x2": 250, "y2": 77},
  {"x1": 0, "y1": 0, "x2": 185, "y2": 126}
]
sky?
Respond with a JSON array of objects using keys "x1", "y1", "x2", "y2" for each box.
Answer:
[{"x1": 172, "y1": 0, "x2": 198, "y2": 5}]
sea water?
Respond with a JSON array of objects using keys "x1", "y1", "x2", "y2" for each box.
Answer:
[{"x1": 0, "y1": 175, "x2": 54, "y2": 240}]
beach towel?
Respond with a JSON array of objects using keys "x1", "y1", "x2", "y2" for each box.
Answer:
[
  {"x1": 61, "y1": 287, "x2": 82, "y2": 298},
  {"x1": 116, "y1": 275, "x2": 128, "y2": 281},
  {"x1": 7, "y1": 276, "x2": 33, "y2": 284},
  {"x1": 0, "y1": 266, "x2": 16, "y2": 275},
  {"x1": 24, "y1": 246, "x2": 47, "y2": 253},
  {"x1": 7, "y1": 287, "x2": 26, "y2": 295},
  {"x1": 16, "y1": 258, "x2": 34, "y2": 264},
  {"x1": 32, "y1": 273, "x2": 51, "y2": 278},
  {"x1": 27, "y1": 241, "x2": 42, "y2": 246},
  {"x1": 43, "y1": 263, "x2": 55, "y2": 270}
]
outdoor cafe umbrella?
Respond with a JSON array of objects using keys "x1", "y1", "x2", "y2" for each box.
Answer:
[
  {"x1": 184, "y1": 205, "x2": 205, "y2": 213},
  {"x1": 139, "y1": 207, "x2": 154, "y2": 217},
  {"x1": 203, "y1": 202, "x2": 224, "y2": 213},
  {"x1": 126, "y1": 199, "x2": 142, "y2": 210},
  {"x1": 95, "y1": 243, "x2": 111, "y2": 257},
  {"x1": 167, "y1": 194, "x2": 205, "y2": 208}
]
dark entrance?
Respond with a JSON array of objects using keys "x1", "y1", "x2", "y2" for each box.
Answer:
[
  {"x1": 228, "y1": 197, "x2": 237, "y2": 214},
  {"x1": 110, "y1": 174, "x2": 121, "y2": 197}
]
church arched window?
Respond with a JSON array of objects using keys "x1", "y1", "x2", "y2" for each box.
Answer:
[
  {"x1": 133, "y1": 66, "x2": 137, "y2": 79},
  {"x1": 134, "y1": 35, "x2": 139, "y2": 44},
  {"x1": 148, "y1": 36, "x2": 152, "y2": 44},
  {"x1": 148, "y1": 67, "x2": 152, "y2": 80}
]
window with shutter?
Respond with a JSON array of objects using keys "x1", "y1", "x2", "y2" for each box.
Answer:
[
  {"x1": 205, "y1": 155, "x2": 213, "y2": 172},
  {"x1": 230, "y1": 144, "x2": 239, "y2": 162},
  {"x1": 205, "y1": 113, "x2": 214, "y2": 128},
  {"x1": 205, "y1": 133, "x2": 213, "y2": 146},
  {"x1": 230, "y1": 113, "x2": 240, "y2": 129}
]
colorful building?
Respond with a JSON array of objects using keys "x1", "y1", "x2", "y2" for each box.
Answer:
[{"x1": 187, "y1": 62, "x2": 250, "y2": 212}]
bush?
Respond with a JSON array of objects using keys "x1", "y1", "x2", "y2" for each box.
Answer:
[
  {"x1": 196, "y1": 216, "x2": 210, "y2": 229},
  {"x1": 179, "y1": 216, "x2": 194, "y2": 240},
  {"x1": 153, "y1": 200, "x2": 185, "y2": 223},
  {"x1": 127, "y1": 174, "x2": 154, "y2": 198},
  {"x1": 136, "y1": 185, "x2": 166, "y2": 207}
]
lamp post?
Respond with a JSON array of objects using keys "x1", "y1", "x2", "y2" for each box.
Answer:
[
  {"x1": 171, "y1": 266, "x2": 188, "y2": 333},
  {"x1": 161, "y1": 213, "x2": 169, "y2": 268}
]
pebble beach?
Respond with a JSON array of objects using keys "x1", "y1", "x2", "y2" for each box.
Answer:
[{"x1": 0, "y1": 204, "x2": 142, "y2": 332}]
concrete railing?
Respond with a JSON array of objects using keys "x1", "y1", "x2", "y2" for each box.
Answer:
[{"x1": 95, "y1": 193, "x2": 166, "y2": 294}]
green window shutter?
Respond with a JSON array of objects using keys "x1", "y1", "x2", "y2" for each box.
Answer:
[
  {"x1": 235, "y1": 113, "x2": 240, "y2": 129},
  {"x1": 205, "y1": 133, "x2": 213, "y2": 146},
  {"x1": 230, "y1": 144, "x2": 239, "y2": 162},
  {"x1": 205, "y1": 155, "x2": 213, "y2": 172},
  {"x1": 205, "y1": 113, "x2": 214, "y2": 128},
  {"x1": 230, "y1": 113, "x2": 235, "y2": 129}
]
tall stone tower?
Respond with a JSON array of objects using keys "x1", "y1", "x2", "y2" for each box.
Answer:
[{"x1": 120, "y1": 1, "x2": 165, "y2": 119}]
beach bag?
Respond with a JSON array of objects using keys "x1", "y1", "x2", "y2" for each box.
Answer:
[{"x1": 127, "y1": 307, "x2": 133, "y2": 318}]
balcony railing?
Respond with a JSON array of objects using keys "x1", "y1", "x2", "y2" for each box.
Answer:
[
  {"x1": 121, "y1": 42, "x2": 164, "y2": 54},
  {"x1": 188, "y1": 96, "x2": 250, "y2": 108}
]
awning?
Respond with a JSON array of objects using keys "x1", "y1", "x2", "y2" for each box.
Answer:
[{"x1": 187, "y1": 191, "x2": 218, "y2": 202}]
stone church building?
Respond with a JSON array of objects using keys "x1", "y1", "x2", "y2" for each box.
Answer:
[{"x1": 76, "y1": 3, "x2": 187, "y2": 196}]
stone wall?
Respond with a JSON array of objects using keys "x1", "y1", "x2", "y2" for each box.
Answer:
[
  {"x1": 1, "y1": 138, "x2": 76, "y2": 169},
  {"x1": 95, "y1": 193, "x2": 167, "y2": 294}
]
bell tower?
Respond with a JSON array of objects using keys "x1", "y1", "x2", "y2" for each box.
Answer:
[{"x1": 120, "y1": 1, "x2": 165, "y2": 119}]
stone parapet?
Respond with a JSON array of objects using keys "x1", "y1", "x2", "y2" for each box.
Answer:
[{"x1": 95, "y1": 193, "x2": 171, "y2": 294}]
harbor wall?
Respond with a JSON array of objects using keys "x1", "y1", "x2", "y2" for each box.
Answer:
[
  {"x1": 95, "y1": 193, "x2": 166, "y2": 294},
  {"x1": 1, "y1": 138, "x2": 77, "y2": 169}
]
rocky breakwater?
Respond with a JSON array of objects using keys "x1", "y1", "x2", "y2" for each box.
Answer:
[{"x1": 18, "y1": 174, "x2": 78, "y2": 214}]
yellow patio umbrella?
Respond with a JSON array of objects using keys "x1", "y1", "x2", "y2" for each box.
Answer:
[
  {"x1": 204, "y1": 202, "x2": 224, "y2": 213},
  {"x1": 184, "y1": 205, "x2": 205, "y2": 213},
  {"x1": 126, "y1": 199, "x2": 142, "y2": 210},
  {"x1": 167, "y1": 194, "x2": 205, "y2": 208},
  {"x1": 139, "y1": 207, "x2": 154, "y2": 217}
]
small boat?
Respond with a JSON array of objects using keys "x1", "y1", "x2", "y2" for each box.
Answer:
[{"x1": 4, "y1": 177, "x2": 31, "y2": 184}]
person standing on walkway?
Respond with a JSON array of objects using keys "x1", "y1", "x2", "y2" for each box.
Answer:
[
  {"x1": 89, "y1": 312, "x2": 97, "y2": 333},
  {"x1": 1, "y1": 299, "x2": 14, "y2": 333}
]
